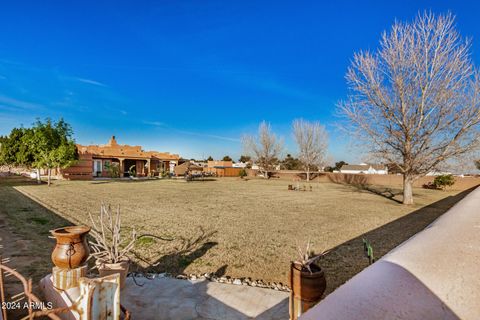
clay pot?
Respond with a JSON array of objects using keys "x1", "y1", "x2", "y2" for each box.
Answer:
[
  {"x1": 97, "y1": 259, "x2": 130, "y2": 289},
  {"x1": 50, "y1": 226, "x2": 91, "y2": 269},
  {"x1": 289, "y1": 262, "x2": 326, "y2": 320}
]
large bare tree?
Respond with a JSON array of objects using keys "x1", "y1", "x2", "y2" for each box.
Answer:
[
  {"x1": 338, "y1": 12, "x2": 480, "y2": 204},
  {"x1": 292, "y1": 119, "x2": 328, "y2": 181},
  {"x1": 242, "y1": 121, "x2": 283, "y2": 178}
]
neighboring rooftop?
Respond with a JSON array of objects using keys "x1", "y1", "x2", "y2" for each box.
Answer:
[{"x1": 340, "y1": 164, "x2": 386, "y2": 171}]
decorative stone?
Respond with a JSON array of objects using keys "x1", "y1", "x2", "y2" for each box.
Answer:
[{"x1": 233, "y1": 279, "x2": 242, "y2": 285}]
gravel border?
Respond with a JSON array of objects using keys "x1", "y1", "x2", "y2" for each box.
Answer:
[{"x1": 127, "y1": 272, "x2": 291, "y2": 292}]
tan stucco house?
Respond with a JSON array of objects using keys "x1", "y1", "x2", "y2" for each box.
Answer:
[{"x1": 62, "y1": 136, "x2": 180, "y2": 180}]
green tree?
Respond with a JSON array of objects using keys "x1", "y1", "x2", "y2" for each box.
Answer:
[
  {"x1": 239, "y1": 168, "x2": 247, "y2": 178},
  {"x1": 207, "y1": 156, "x2": 214, "y2": 161},
  {"x1": 334, "y1": 161, "x2": 348, "y2": 171},
  {"x1": 433, "y1": 174, "x2": 455, "y2": 190},
  {"x1": 0, "y1": 128, "x2": 36, "y2": 173},
  {"x1": 222, "y1": 155, "x2": 232, "y2": 161},
  {"x1": 281, "y1": 154, "x2": 303, "y2": 170},
  {"x1": 28, "y1": 119, "x2": 78, "y2": 186},
  {"x1": 239, "y1": 155, "x2": 251, "y2": 163},
  {"x1": 475, "y1": 160, "x2": 480, "y2": 170}
]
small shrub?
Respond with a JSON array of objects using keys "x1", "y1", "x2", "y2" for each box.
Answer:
[
  {"x1": 89, "y1": 204, "x2": 137, "y2": 264},
  {"x1": 239, "y1": 168, "x2": 247, "y2": 178},
  {"x1": 294, "y1": 240, "x2": 329, "y2": 273},
  {"x1": 362, "y1": 238, "x2": 375, "y2": 264},
  {"x1": 105, "y1": 162, "x2": 120, "y2": 178},
  {"x1": 433, "y1": 174, "x2": 455, "y2": 190}
]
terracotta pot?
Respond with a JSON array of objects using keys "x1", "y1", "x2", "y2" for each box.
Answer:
[
  {"x1": 289, "y1": 262, "x2": 326, "y2": 320},
  {"x1": 97, "y1": 259, "x2": 130, "y2": 289},
  {"x1": 50, "y1": 226, "x2": 91, "y2": 269}
]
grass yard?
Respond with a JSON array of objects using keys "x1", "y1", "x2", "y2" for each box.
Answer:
[{"x1": 0, "y1": 176, "x2": 473, "y2": 296}]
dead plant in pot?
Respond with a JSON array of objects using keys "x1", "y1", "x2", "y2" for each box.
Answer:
[
  {"x1": 289, "y1": 241, "x2": 329, "y2": 320},
  {"x1": 88, "y1": 204, "x2": 137, "y2": 289}
]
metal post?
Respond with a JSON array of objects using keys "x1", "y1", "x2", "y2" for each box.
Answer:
[
  {"x1": 27, "y1": 279, "x2": 33, "y2": 320},
  {"x1": 0, "y1": 256, "x2": 8, "y2": 320}
]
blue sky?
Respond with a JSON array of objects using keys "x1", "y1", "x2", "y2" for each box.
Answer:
[{"x1": 1, "y1": 1, "x2": 480, "y2": 162}]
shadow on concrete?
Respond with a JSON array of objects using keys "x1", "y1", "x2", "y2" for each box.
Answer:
[
  {"x1": 320, "y1": 186, "x2": 476, "y2": 296},
  {"x1": 301, "y1": 260, "x2": 460, "y2": 319}
]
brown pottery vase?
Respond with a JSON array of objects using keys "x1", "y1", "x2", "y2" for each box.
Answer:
[{"x1": 50, "y1": 226, "x2": 91, "y2": 269}]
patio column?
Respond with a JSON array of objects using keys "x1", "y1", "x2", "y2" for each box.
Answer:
[
  {"x1": 146, "y1": 159, "x2": 151, "y2": 177},
  {"x1": 119, "y1": 158, "x2": 124, "y2": 177}
]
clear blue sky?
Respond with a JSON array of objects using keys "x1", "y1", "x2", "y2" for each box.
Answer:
[{"x1": 1, "y1": 1, "x2": 479, "y2": 161}]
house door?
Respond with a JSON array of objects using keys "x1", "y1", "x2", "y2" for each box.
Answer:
[{"x1": 93, "y1": 160, "x2": 102, "y2": 177}]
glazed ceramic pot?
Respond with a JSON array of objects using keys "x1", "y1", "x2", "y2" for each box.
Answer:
[{"x1": 50, "y1": 226, "x2": 91, "y2": 269}]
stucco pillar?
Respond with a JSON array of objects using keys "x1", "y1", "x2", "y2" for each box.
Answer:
[
  {"x1": 146, "y1": 159, "x2": 151, "y2": 177},
  {"x1": 119, "y1": 158, "x2": 124, "y2": 178}
]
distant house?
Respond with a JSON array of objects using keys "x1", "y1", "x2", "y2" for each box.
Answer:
[
  {"x1": 62, "y1": 136, "x2": 180, "y2": 180},
  {"x1": 426, "y1": 170, "x2": 452, "y2": 176},
  {"x1": 174, "y1": 161, "x2": 204, "y2": 176},
  {"x1": 204, "y1": 160, "x2": 242, "y2": 177},
  {"x1": 251, "y1": 163, "x2": 281, "y2": 171},
  {"x1": 340, "y1": 163, "x2": 388, "y2": 175},
  {"x1": 232, "y1": 162, "x2": 248, "y2": 168}
]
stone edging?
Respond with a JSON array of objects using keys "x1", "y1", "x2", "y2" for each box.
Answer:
[{"x1": 128, "y1": 272, "x2": 291, "y2": 292}]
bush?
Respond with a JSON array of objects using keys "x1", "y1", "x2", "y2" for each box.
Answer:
[
  {"x1": 433, "y1": 174, "x2": 455, "y2": 190},
  {"x1": 239, "y1": 168, "x2": 247, "y2": 178},
  {"x1": 105, "y1": 162, "x2": 120, "y2": 178}
]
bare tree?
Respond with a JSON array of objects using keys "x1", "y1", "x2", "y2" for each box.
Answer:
[
  {"x1": 242, "y1": 121, "x2": 283, "y2": 178},
  {"x1": 338, "y1": 12, "x2": 480, "y2": 204},
  {"x1": 292, "y1": 119, "x2": 328, "y2": 181}
]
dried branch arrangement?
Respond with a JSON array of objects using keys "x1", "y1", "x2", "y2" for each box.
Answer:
[
  {"x1": 294, "y1": 240, "x2": 329, "y2": 274},
  {"x1": 88, "y1": 204, "x2": 137, "y2": 264}
]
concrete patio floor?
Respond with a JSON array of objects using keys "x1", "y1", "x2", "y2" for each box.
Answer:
[{"x1": 121, "y1": 276, "x2": 289, "y2": 320}]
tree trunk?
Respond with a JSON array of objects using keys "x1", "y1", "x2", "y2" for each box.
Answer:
[
  {"x1": 403, "y1": 174, "x2": 414, "y2": 205},
  {"x1": 36, "y1": 168, "x2": 41, "y2": 184},
  {"x1": 47, "y1": 168, "x2": 51, "y2": 186},
  {"x1": 306, "y1": 168, "x2": 310, "y2": 182}
]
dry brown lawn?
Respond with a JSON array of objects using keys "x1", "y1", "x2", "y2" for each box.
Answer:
[{"x1": 0, "y1": 176, "x2": 473, "y2": 296}]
